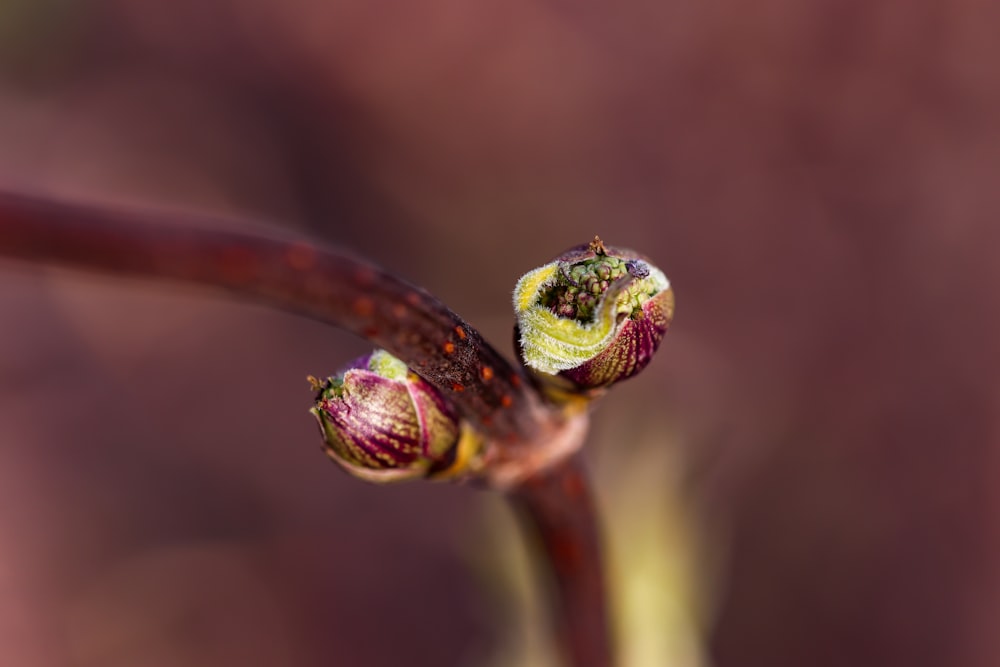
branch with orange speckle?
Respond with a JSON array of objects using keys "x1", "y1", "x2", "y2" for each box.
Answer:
[
  {"x1": 0, "y1": 189, "x2": 674, "y2": 667},
  {"x1": 0, "y1": 190, "x2": 537, "y2": 441}
]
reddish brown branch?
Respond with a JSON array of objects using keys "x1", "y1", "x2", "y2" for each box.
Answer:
[
  {"x1": 0, "y1": 190, "x2": 539, "y2": 440},
  {"x1": 0, "y1": 189, "x2": 613, "y2": 667},
  {"x1": 511, "y1": 454, "x2": 613, "y2": 667}
]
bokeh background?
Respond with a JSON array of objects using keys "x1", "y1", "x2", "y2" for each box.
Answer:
[{"x1": 2, "y1": 1, "x2": 999, "y2": 666}]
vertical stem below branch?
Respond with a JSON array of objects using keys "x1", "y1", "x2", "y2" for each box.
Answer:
[{"x1": 510, "y1": 454, "x2": 613, "y2": 667}]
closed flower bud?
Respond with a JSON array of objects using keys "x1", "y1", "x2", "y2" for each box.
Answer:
[
  {"x1": 310, "y1": 349, "x2": 469, "y2": 483},
  {"x1": 513, "y1": 237, "x2": 674, "y2": 391}
]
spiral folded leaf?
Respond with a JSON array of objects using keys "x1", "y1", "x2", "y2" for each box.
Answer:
[{"x1": 513, "y1": 238, "x2": 674, "y2": 391}]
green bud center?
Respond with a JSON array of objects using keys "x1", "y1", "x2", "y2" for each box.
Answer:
[
  {"x1": 317, "y1": 349, "x2": 409, "y2": 401},
  {"x1": 367, "y1": 349, "x2": 408, "y2": 380},
  {"x1": 540, "y1": 255, "x2": 659, "y2": 323},
  {"x1": 541, "y1": 256, "x2": 627, "y2": 321}
]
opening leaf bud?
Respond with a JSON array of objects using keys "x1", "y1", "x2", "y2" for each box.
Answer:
[
  {"x1": 310, "y1": 350, "x2": 473, "y2": 483},
  {"x1": 513, "y1": 237, "x2": 674, "y2": 391}
]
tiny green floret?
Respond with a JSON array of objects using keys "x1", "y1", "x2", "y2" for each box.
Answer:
[{"x1": 540, "y1": 255, "x2": 630, "y2": 322}]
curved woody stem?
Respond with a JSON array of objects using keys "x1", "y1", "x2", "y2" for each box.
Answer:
[
  {"x1": 0, "y1": 189, "x2": 613, "y2": 667},
  {"x1": 0, "y1": 191, "x2": 535, "y2": 439}
]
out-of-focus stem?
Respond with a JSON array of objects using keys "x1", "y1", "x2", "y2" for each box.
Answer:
[
  {"x1": 511, "y1": 454, "x2": 613, "y2": 667},
  {"x1": 0, "y1": 190, "x2": 537, "y2": 440}
]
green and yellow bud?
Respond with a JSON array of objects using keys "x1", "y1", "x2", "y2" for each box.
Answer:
[
  {"x1": 513, "y1": 237, "x2": 674, "y2": 392},
  {"x1": 310, "y1": 350, "x2": 478, "y2": 483}
]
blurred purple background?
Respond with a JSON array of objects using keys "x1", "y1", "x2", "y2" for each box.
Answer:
[{"x1": 2, "y1": 1, "x2": 999, "y2": 665}]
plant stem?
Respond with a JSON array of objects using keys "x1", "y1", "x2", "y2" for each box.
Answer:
[
  {"x1": 511, "y1": 454, "x2": 613, "y2": 667},
  {"x1": 0, "y1": 190, "x2": 537, "y2": 440},
  {"x1": 0, "y1": 189, "x2": 613, "y2": 667}
]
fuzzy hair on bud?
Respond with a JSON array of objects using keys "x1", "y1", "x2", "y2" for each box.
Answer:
[{"x1": 513, "y1": 238, "x2": 673, "y2": 391}]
